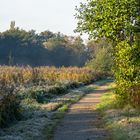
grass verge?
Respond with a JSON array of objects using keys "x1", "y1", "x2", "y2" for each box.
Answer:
[
  {"x1": 42, "y1": 81, "x2": 101, "y2": 140},
  {"x1": 96, "y1": 83, "x2": 140, "y2": 140},
  {"x1": 42, "y1": 94, "x2": 84, "y2": 140}
]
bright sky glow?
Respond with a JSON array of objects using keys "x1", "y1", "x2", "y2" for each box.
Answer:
[{"x1": 0, "y1": 0, "x2": 86, "y2": 38}]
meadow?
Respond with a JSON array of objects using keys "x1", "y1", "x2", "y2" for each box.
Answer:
[{"x1": 0, "y1": 66, "x2": 106, "y2": 139}]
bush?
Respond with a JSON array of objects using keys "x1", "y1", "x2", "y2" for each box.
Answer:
[
  {"x1": 86, "y1": 46, "x2": 113, "y2": 74},
  {"x1": 114, "y1": 41, "x2": 140, "y2": 108},
  {"x1": 0, "y1": 85, "x2": 21, "y2": 127}
]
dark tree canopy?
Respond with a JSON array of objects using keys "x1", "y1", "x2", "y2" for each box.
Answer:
[{"x1": 0, "y1": 24, "x2": 89, "y2": 67}]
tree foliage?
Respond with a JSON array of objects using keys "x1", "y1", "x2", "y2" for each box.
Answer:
[
  {"x1": 0, "y1": 24, "x2": 89, "y2": 67},
  {"x1": 86, "y1": 38, "x2": 113, "y2": 73},
  {"x1": 76, "y1": 0, "x2": 138, "y2": 41},
  {"x1": 76, "y1": 0, "x2": 140, "y2": 107}
]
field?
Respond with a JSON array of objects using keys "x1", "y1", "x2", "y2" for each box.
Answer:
[{"x1": 0, "y1": 66, "x2": 106, "y2": 139}]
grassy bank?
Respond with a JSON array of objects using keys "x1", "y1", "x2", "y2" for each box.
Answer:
[
  {"x1": 96, "y1": 83, "x2": 140, "y2": 140},
  {"x1": 0, "y1": 79, "x2": 100, "y2": 140}
]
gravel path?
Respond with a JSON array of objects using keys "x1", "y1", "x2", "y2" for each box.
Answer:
[{"x1": 53, "y1": 82, "x2": 111, "y2": 140}]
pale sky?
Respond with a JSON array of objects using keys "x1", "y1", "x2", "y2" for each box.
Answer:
[{"x1": 0, "y1": 0, "x2": 87, "y2": 38}]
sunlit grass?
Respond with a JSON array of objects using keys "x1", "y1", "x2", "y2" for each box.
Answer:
[{"x1": 96, "y1": 83, "x2": 140, "y2": 140}]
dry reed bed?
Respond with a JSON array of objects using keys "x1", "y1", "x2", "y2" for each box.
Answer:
[{"x1": 0, "y1": 66, "x2": 105, "y2": 127}]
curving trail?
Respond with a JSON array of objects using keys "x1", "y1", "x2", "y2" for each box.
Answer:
[{"x1": 53, "y1": 81, "x2": 111, "y2": 140}]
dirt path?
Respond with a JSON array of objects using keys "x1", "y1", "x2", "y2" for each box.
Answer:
[{"x1": 53, "y1": 81, "x2": 111, "y2": 140}]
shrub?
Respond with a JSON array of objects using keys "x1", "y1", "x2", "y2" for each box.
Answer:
[
  {"x1": 114, "y1": 41, "x2": 140, "y2": 108},
  {"x1": 0, "y1": 84, "x2": 21, "y2": 127}
]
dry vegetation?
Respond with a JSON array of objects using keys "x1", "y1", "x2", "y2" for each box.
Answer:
[{"x1": 0, "y1": 66, "x2": 105, "y2": 139}]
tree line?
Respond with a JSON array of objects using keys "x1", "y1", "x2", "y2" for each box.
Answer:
[
  {"x1": 0, "y1": 22, "x2": 88, "y2": 67},
  {"x1": 0, "y1": 21, "x2": 112, "y2": 73}
]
